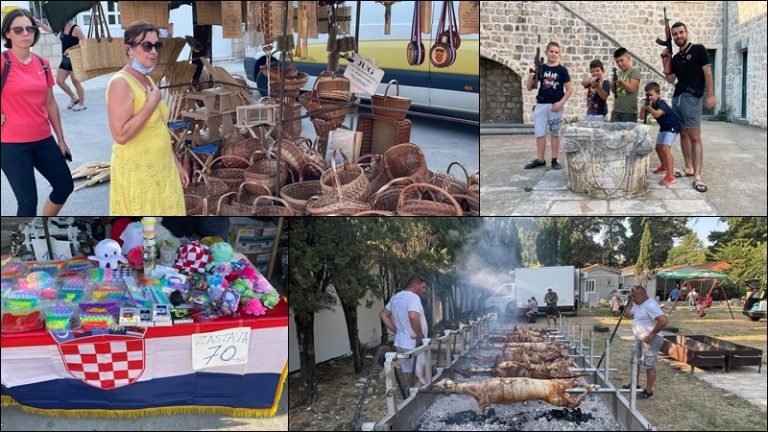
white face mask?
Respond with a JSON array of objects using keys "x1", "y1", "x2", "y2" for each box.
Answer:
[{"x1": 131, "y1": 47, "x2": 154, "y2": 74}]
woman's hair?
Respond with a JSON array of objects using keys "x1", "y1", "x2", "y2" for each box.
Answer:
[
  {"x1": 123, "y1": 20, "x2": 159, "y2": 54},
  {"x1": 2, "y1": 8, "x2": 40, "y2": 49}
]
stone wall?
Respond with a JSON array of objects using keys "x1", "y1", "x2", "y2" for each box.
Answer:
[
  {"x1": 480, "y1": 58, "x2": 523, "y2": 123},
  {"x1": 481, "y1": 1, "x2": 766, "y2": 129},
  {"x1": 724, "y1": 2, "x2": 767, "y2": 128}
]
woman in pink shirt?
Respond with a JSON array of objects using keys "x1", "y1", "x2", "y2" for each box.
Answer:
[{"x1": 1, "y1": 8, "x2": 73, "y2": 216}]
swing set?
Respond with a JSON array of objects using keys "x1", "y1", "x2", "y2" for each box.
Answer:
[{"x1": 657, "y1": 270, "x2": 735, "y2": 320}]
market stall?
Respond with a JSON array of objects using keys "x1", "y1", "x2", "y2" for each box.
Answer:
[{"x1": 1, "y1": 217, "x2": 287, "y2": 417}]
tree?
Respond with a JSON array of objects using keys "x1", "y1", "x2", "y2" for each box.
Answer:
[
  {"x1": 566, "y1": 217, "x2": 602, "y2": 267},
  {"x1": 635, "y1": 220, "x2": 653, "y2": 285},
  {"x1": 623, "y1": 217, "x2": 690, "y2": 268},
  {"x1": 665, "y1": 232, "x2": 707, "y2": 266},
  {"x1": 536, "y1": 218, "x2": 560, "y2": 266},
  {"x1": 708, "y1": 217, "x2": 767, "y2": 257},
  {"x1": 600, "y1": 217, "x2": 628, "y2": 267},
  {"x1": 711, "y1": 239, "x2": 767, "y2": 297}
]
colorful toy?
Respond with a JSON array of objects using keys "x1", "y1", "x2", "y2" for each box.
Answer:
[
  {"x1": 2, "y1": 310, "x2": 44, "y2": 333},
  {"x1": 174, "y1": 241, "x2": 211, "y2": 274},
  {"x1": 66, "y1": 257, "x2": 93, "y2": 272},
  {"x1": 243, "y1": 298, "x2": 268, "y2": 316},
  {"x1": 79, "y1": 308, "x2": 114, "y2": 330},
  {"x1": 25, "y1": 260, "x2": 66, "y2": 274},
  {"x1": 6, "y1": 290, "x2": 41, "y2": 310},
  {"x1": 89, "y1": 267, "x2": 113, "y2": 283},
  {"x1": 79, "y1": 302, "x2": 121, "y2": 315},
  {"x1": 59, "y1": 278, "x2": 88, "y2": 302},
  {"x1": 205, "y1": 242, "x2": 234, "y2": 271},
  {"x1": 46, "y1": 305, "x2": 74, "y2": 330},
  {"x1": 91, "y1": 285, "x2": 124, "y2": 301},
  {"x1": 207, "y1": 275, "x2": 226, "y2": 301},
  {"x1": 220, "y1": 288, "x2": 240, "y2": 316},
  {"x1": 88, "y1": 239, "x2": 128, "y2": 269},
  {"x1": 18, "y1": 271, "x2": 54, "y2": 290},
  {"x1": 259, "y1": 292, "x2": 281, "y2": 309},
  {"x1": 1, "y1": 261, "x2": 23, "y2": 278},
  {"x1": 200, "y1": 236, "x2": 226, "y2": 246}
]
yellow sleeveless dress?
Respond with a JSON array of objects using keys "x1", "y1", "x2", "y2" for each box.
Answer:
[{"x1": 107, "y1": 71, "x2": 185, "y2": 215}]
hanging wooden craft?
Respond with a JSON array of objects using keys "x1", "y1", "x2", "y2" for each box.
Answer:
[{"x1": 407, "y1": 1, "x2": 425, "y2": 65}]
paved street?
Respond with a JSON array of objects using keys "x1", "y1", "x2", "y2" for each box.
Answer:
[
  {"x1": 1, "y1": 62, "x2": 478, "y2": 216},
  {"x1": 480, "y1": 121, "x2": 767, "y2": 216}
]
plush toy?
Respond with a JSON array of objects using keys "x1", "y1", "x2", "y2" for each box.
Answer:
[
  {"x1": 89, "y1": 239, "x2": 128, "y2": 269},
  {"x1": 220, "y1": 288, "x2": 240, "y2": 316},
  {"x1": 126, "y1": 246, "x2": 144, "y2": 270},
  {"x1": 174, "y1": 241, "x2": 211, "y2": 274},
  {"x1": 207, "y1": 274, "x2": 226, "y2": 301},
  {"x1": 205, "y1": 242, "x2": 234, "y2": 272},
  {"x1": 259, "y1": 292, "x2": 281, "y2": 309},
  {"x1": 243, "y1": 298, "x2": 268, "y2": 316}
]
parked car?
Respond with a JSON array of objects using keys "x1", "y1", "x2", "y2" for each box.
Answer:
[{"x1": 742, "y1": 279, "x2": 766, "y2": 321}]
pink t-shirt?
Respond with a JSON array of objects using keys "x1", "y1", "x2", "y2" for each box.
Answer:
[{"x1": 0, "y1": 50, "x2": 55, "y2": 143}]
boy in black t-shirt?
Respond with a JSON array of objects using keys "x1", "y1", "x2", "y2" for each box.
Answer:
[
  {"x1": 525, "y1": 42, "x2": 574, "y2": 170},
  {"x1": 640, "y1": 82, "x2": 682, "y2": 186},
  {"x1": 580, "y1": 59, "x2": 611, "y2": 122}
]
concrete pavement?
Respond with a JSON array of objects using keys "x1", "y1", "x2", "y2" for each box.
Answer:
[
  {"x1": 1, "y1": 62, "x2": 477, "y2": 216},
  {"x1": 480, "y1": 121, "x2": 767, "y2": 215}
]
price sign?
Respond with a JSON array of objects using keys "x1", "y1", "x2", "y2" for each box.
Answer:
[
  {"x1": 192, "y1": 327, "x2": 250, "y2": 370},
  {"x1": 344, "y1": 54, "x2": 385, "y2": 95}
]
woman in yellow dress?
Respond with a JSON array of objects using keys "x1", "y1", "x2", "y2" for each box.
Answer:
[{"x1": 106, "y1": 21, "x2": 188, "y2": 215}]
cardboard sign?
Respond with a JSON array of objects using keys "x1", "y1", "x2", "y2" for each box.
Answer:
[
  {"x1": 192, "y1": 327, "x2": 250, "y2": 370},
  {"x1": 459, "y1": 1, "x2": 479, "y2": 35},
  {"x1": 31, "y1": 239, "x2": 72, "y2": 261},
  {"x1": 344, "y1": 54, "x2": 385, "y2": 95}
]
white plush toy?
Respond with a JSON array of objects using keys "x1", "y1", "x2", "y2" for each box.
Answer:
[{"x1": 89, "y1": 239, "x2": 129, "y2": 269}]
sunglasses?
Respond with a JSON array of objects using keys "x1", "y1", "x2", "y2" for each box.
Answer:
[
  {"x1": 11, "y1": 25, "x2": 37, "y2": 35},
  {"x1": 133, "y1": 41, "x2": 164, "y2": 53}
]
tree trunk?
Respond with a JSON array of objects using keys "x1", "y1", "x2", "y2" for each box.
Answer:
[
  {"x1": 340, "y1": 300, "x2": 363, "y2": 373},
  {"x1": 295, "y1": 311, "x2": 318, "y2": 406}
]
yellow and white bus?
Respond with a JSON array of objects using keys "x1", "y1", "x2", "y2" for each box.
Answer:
[{"x1": 244, "y1": 1, "x2": 478, "y2": 120}]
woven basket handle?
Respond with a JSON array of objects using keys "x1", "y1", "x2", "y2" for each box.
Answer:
[
  {"x1": 292, "y1": 136, "x2": 315, "y2": 149},
  {"x1": 237, "y1": 181, "x2": 272, "y2": 202},
  {"x1": 329, "y1": 150, "x2": 344, "y2": 201},
  {"x1": 446, "y1": 161, "x2": 470, "y2": 183},
  {"x1": 251, "y1": 195, "x2": 294, "y2": 216},
  {"x1": 190, "y1": 169, "x2": 209, "y2": 187},
  {"x1": 383, "y1": 80, "x2": 400, "y2": 97},
  {"x1": 373, "y1": 176, "x2": 414, "y2": 196},
  {"x1": 397, "y1": 183, "x2": 463, "y2": 216},
  {"x1": 216, "y1": 191, "x2": 238, "y2": 215},
  {"x1": 211, "y1": 155, "x2": 251, "y2": 169}
]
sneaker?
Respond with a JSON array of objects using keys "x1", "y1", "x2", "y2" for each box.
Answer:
[
  {"x1": 551, "y1": 159, "x2": 562, "y2": 170},
  {"x1": 652, "y1": 166, "x2": 667, "y2": 174},
  {"x1": 659, "y1": 176, "x2": 676, "y2": 186},
  {"x1": 622, "y1": 384, "x2": 642, "y2": 390},
  {"x1": 638, "y1": 389, "x2": 654, "y2": 399},
  {"x1": 71, "y1": 102, "x2": 87, "y2": 111},
  {"x1": 524, "y1": 159, "x2": 546, "y2": 169}
]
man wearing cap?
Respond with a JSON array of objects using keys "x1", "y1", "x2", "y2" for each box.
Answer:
[{"x1": 543, "y1": 287, "x2": 559, "y2": 327}]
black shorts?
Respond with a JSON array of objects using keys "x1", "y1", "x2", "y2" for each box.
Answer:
[
  {"x1": 546, "y1": 306, "x2": 558, "y2": 316},
  {"x1": 59, "y1": 56, "x2": 73, "y2": 72}
]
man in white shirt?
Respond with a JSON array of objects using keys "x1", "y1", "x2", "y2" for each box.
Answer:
[
  {"x1": 624, "y1": 285, "x2": 669, "y2": 399},
  {"x1": 379, "y1": 275, "x2": 429, "y2": 387}
]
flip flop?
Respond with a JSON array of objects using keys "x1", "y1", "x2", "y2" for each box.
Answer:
[
  {"x1": 674, "y1": 168, "x2": 694, "y2": 178},
  {"x1": 693, "y1": 180, "x2": 708, "y2": 193}
]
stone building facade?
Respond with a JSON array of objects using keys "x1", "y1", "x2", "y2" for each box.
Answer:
[{"x1": 481, "y1": 1, "x2": 766, "y2": 129}]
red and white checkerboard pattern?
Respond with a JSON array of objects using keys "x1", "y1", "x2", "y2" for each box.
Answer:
[
  {"x1": 174, "y1": 241, "x2": 211, "y2": 274},
  {"x1": 58, "y1": 338, "x2": 146, "y2": 389}
]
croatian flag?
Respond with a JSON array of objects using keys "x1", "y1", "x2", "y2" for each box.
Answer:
[{"x1": 1, "y1": 300, "x2": 288, "y2": 415}]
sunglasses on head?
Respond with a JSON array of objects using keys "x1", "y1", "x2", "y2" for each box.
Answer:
[
  {"x1": 133, "y1": 41, "x2": 164, "y2": 53},
  {"x1": 11, "y1": 25, "x2": 37, "y2": 35}
]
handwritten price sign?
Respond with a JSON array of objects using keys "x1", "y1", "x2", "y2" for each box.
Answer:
[
  {"x1": 344, "y1": 54, "x2": 385, "y2": 95},
  {"x1": 192, "y1": 327, "x2": 250, "y2": 370}
]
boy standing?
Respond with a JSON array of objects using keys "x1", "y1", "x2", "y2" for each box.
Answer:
[
  {"x1": 640, "y1": 82, "x2": 681, "y2": 186},
  {"x1": 611, "y1": 48, "x2": 642, "y2": 122},
  {"x1": 525, "y1": 42, "x2": 573, "y2": 170},
  {"x1": 580, "y1": 59, "x2": 611, "y2": 121}
]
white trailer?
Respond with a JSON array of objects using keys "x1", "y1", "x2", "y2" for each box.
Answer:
[{"x1": 484, "y1": 266, "x2": 579, "y2": 317}]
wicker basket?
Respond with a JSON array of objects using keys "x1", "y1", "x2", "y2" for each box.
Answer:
[
  {"x1": 305, "y1": 195, "x2": 372, "y2": 216},
  {"x1": 452, "y1": 194, "x2": 480, "y2": 216},
  {"x1": 469, "y1": 171, "x2": 479, "y2": 187},
  {"x1": 273, "y1": 139, "x2": 306, "y2": 177},
  {"x1": 120, "y1": 1, "x2": 169, "y2": 28},
  {"x1": 369, "y1": 177, "x2": 415, "y2": 212},
  {"x1": 184, "y1": 194, "x2": 207, "y2": 216},
  {"x1": 209, "y1": 155, "x2": 249, "y2": 191},
  {"x1": 320, "y1": 150, "x2": 370, "y2": 202},
  {"x1": 184, "y1": 172, "x2": 230, "y2": 214},
  {"x1": 271, "y1": 101, "x2": 303, "y2": 140},
  {"x1": 147, "y1": 38, "x2": 187, "y2": 83},
  {"x1": 430, "y1": 162, "x2": 470, "y2": 196},
  {"x1": 316, "y1": 71, "x2": 351, "y2": 101},
  {"x1": 383, "y1": 143, "x2": 430, "y2": 184},
  {"x1": 356, "y1": 114, "x2": 412, "y2": 155},
  {"x1": 250, "y1": 196, "x2": 295, "y2": 216},
  {"x1": 354, "y1": 210, "x2": 396, "y2": 216},
  {"x1": 372, "y1": 80, "x2": 412, "y2": 120},
  {"x1": 261, "y1": 52, "x2": 309, "y2": 95},
  {"x1": 280, "y1": 167, "x2": 323, "y2": 215},
  {"x1": 221, "y1": 136, "x2": 263, "y2": 167},
  {"x1": 396, "y1": 183, "x2": 463, "y2": 216},
  {"x1": 243, "y1": 154, "x2": 290, "y2": 194}
]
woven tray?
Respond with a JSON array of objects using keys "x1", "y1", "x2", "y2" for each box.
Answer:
[{"x1": 356, "y1": 114, "x2": 411, "y2": 156}]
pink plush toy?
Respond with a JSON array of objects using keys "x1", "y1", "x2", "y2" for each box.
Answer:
[
  {"x1": 126, "y1": 246, "x2": 144, "y2": 270},
  {"x1": 243, "y1": 298, "x2": 267, "y2": 316}
]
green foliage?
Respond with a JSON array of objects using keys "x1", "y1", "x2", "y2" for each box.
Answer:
[
  {"x1": 622, "y1": 217, "x2": 690, "y2": 268},
  {"x1": 600, "y1": 217, "x2": 627, "y2": 267},
  {"x1": 636, "y1": 220, "x2": 653, "y2": 283},
  {"x1": 708, "y1": 217, "x2": 767, "y2": 257},
  {"x1": 665, "y1": 232, "x2": 707, "y2": 266},
  {"x1": 711, "y1": 239, "x2": 767, "y2": 296}
]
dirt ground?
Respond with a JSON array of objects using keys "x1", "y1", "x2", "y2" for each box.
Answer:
[{"x1": 288, "y1": 303, "x2": 767, "y2": 431}]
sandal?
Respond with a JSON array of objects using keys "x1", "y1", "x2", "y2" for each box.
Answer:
[
  {"x1": 693, "y1": 180, "x2": 708, "y2": 193},
  {"x1": 659, "y1": 176, "x2": 676, "y2": 186},
  {"x1": 652, "y1": 166, "x2": 667, "y2": 174},
  {"x1": 66, "y1": 99, "x2": 80, "y2": 110},
  {"x1": 673, "y1": 168, "x2": 694, "y2": 178}
]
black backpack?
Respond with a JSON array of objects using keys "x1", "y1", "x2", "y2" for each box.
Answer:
[{"x1": 0, "y1": 51, "x2": 50, "y2": 94}]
